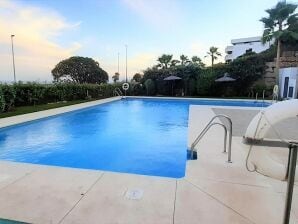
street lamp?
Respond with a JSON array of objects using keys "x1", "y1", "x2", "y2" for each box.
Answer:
[
  {"x1": 125, "y1": 44, "x2": 128, "y2": 83},
  {"x1": 117, "y1": 52, "x2": 120, "y2": 74},
  {"x1": 11, "y1": 35, "x2": 16, "y2": 83}
]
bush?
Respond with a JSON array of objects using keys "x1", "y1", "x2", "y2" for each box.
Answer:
[
  {"x1": 230, "y1": 53, "x2": 266, "y2": 96},
  {"x1": 144, "y1": 79, "x2": 156, "y2": 95},
  {"x1": 130, "y1": 83, "x2": 145, "y2": 96},
  {"x1": 196, "y1": 69, "x2": 218, "y2": 96},
  {"x1": 14, "y1": 82, "x2": 46, "y2": 106},
  {"x1": 188, "y1": 78, "x2": 197, "y2": 96},
  {"x1": 0, "y1": 86, "x2": 5, "y2": 112},
  {"x1": 0, "y1": 82, "x2": 121, "y2": 113},
  {"x1": 2, "y1": 84, "x2": 16, "y2": 111}
]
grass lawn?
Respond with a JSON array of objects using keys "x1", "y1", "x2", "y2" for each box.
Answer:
[{"x1": 0, "y1": 99, "x2": 99, "y2": 119}]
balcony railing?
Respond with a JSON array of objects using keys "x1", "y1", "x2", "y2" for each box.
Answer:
[
  {"x1": 225, "y1": 54, "x2": 233, "y2": 61},
  {"x1": 225, "y1": 46, "x2": 233, "y2": 53}
]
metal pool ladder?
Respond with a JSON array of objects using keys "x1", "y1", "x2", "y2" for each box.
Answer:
[
  {"x1": 113, "y1": 88, "x2": 123, "y2": 97},
  {"x1": 190, "y1": 114, "x2": 232, "y2": 163}
]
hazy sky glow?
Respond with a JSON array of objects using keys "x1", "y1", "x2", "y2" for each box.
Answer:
[{"x1": 0, "y1": 0, "x2": 279, "y2": 82}]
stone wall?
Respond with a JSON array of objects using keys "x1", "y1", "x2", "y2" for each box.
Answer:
[
  {"x1": 261, "y1": 51, "x2": 298, "y2": 88},
  {"x1": 263, "y1": 62, "x2": 276, "y2": 87}
]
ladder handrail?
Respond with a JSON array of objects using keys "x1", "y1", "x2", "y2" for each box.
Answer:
[
  {"x1": 262, "y1": 90, "x2": 265, "y2": 107},
  {"x1": 113, "y1": 88, "x2": 123, "y2": 97},
  {"x1": 190, "y1": 114, "x2": 232, "y2": 163},
  {"x1": 191, "y1": 122, "x2": 227, "y2": 152}
]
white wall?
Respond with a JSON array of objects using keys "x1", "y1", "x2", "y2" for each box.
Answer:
[
  {"x1": 231, "y1": 42, "x2": 269, "y2": 59},
  {"x1": 225, "y1": 37, "x2": 271, "y2": 62}
]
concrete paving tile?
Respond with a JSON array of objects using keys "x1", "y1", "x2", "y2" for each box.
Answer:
[
  {"x1": 187, "y1": 178, "x2": 297, "y2": 224},
  {"x1": 0, "y1": 161, "x2": 38, "y2": 190},
  {"x1": 61, "y1": 172, "x2": 176, "y2": 224},
  {"x1": 174, "y1": 180, "x2": 253, "y2": 224},
  {"x1": 186, "y1": 136, "x2": 275, "y2": 188},
  {"x1": 0, "y1": 165, "x2": 102, "y2": 224}
]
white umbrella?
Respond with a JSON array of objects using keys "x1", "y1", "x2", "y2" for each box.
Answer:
[
  {"x1": 215, "y1": 73, "x2": 236, "y2": 82},
  {"x1": 163, "y1": 75, "x2": 182, "y2": 95}
]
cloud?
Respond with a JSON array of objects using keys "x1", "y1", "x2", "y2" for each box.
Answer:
[
  {"x1": 0, "y1": 0, "x2": 81, "y2": 82},
  {"x1": 128, "y1": 53, "x2": 156, "y2": 72},
  {"x1": 121, "y1": 0, "x2": 182, "y2": 30}
]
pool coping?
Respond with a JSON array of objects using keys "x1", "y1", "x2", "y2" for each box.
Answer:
[{"x1": 125, "y1": 95, "x2": 272, "y2": 103}]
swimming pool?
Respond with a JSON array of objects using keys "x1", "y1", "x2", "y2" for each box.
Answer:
[{"x1": 0, "y1": 98, "x2": 269, "y2": 178}]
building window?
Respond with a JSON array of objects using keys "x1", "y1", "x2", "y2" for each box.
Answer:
[{"x1": 246, "y1": 48, "x2": 253, "y2": 53}]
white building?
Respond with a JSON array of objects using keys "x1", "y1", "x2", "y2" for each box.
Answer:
[{"x1": 225, "y1": 36, "x2": 271, "y2": 62}]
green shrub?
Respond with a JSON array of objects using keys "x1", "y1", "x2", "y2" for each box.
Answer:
[
  {"x1": 196, "y1": 69, "x2": 217, "y2": 96},
  {"x1": 144, "y1": 79, "x2": 156, "y2": 95},
  {"x1": 0, "y1": 82, "x2": 121, "y2": 112},
  {"x1": 131, "y1": 83, "x2": 145, "y2": 96},
  {"x1": 188, "y1": 78, "x2": 197, "y2": 96},
  {"x1": 230, "y1": 53, "x2": 266, "y2": 96},
  {"x1": 2, "y1": 84, "x2": 16, "y2": 111},
  {"x1": 0, "y1": 86, "x2": 5, "y2": 112},
  {"x1": 14, "y1": 82, "x2": 46, "y2": 106}
]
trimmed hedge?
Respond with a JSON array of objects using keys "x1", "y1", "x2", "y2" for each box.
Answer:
[
  {"x1": 0, "y1": 86, "x2": 5, "y2": 112},
  {"x1": 0, "y1": 82, "x2": 122, "y2": 112}
]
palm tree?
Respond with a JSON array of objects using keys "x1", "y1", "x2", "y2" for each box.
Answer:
[
  {"x1": 112, "y1": 72, "x2": 120, "y2": 83},
  {"x1": 206, "y1": 47, "x2": 221, "y2": 67},
  {"x1": 157, "y1": 54, "x2": 173, "y2": 69},
  {"x1": 260, "y1": 2, "x2": 298, "y2": 84},
  {"x1": 191, "y1": 56, "x2": 205, "y2": 68},
  {"x1": 180, "y1": 54, "x2": 190, "y2": 66},
  {"x1": 170, "y1": 59, "x2": 180, "y2": 67}
]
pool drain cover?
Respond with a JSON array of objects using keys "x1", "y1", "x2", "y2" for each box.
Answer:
[{"x1": 125, "y1": 189, "x2": 144, "y2": 200}]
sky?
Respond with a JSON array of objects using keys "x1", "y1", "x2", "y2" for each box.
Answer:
[{"x1": 0, "y1": 0, "x2": 280, "y2": 82}]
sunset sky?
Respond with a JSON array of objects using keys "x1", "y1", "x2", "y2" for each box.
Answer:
[{"x1": 0, "y1": 0, "x2": 279, "y2": 82}]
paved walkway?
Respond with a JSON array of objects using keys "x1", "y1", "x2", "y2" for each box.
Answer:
[{"x1": 213, "y1": 107, "x2": 298, "y2": 140}]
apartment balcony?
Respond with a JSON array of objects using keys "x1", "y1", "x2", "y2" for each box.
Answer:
[
  {"x1": 225, "y1": 54, "x2": 233, "y2": 62},
  {"x1": 225, "y1": 46, "x2": 233, "y2": 53}
]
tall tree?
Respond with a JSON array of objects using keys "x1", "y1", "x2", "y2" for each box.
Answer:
[
  {"x1": 157, "y1": 54, "x2": 173, "y2": 69},
  {"x1": 180, "y1": 55, "x2": 190, "y2": 66},
  {"x1": 206, "y1": 47, "x2": 221, "y2": 67},
  {"x1": 191, "y1": 56, "x2": 205, "y2": 68},
  {"x1": 132, "y1": 73, "x2": 143, "y2": 82},
  {"x1": 170, "y1": 60, "x2": 180, "y2": 67},
  {"x1": 260, "y1": 2, "x2": 298, "y2": 84},
  {"x1": 112, "y1": 72, "x2": 120, "y2": 83},
  {"x1": 52, "y1": 56, "x2": 108, "y2": 84}
]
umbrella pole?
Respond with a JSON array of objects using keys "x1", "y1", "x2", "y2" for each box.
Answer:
[{"x1": 172, "y1": 82, "x2": 174, "y2": 96}]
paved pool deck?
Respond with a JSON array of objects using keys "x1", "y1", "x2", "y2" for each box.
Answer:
[{"x1": 0, "y1": 97, "x2": 297, "y2": 224}]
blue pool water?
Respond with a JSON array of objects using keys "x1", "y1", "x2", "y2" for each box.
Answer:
[{"x1": 0, "y1": 98, "x2": 269, "y2": 178}]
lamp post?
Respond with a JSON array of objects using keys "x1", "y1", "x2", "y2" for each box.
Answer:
[
  {"x1": 11, "y1": 35, "x2": 16, "y2": 83},
  {"x1": 117, "y1": 52, "x2": 120, "y2": 74},
  {"x1": 125, "y1": 44, "x2": 128, "y2": 83}
]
